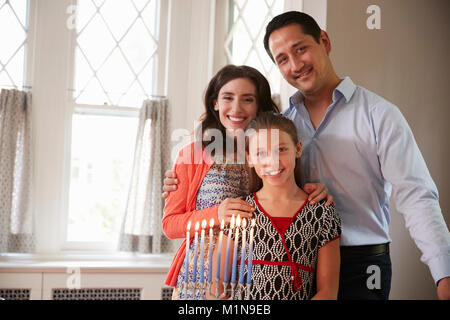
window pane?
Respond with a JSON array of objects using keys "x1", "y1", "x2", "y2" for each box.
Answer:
[
  {"x1": 0, "y1": 0, "x2": 28, "y2": 89},
  {"x1": 67, "y1": 114, "x2": 138, "y2": 242},
  {"x1": 73, "y1": 0, "x2": 160, "y2": 107},
  {"x1": 226, "y1": 0, "x2": 284, "y2": 94}
]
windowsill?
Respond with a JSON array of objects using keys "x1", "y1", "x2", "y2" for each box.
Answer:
[{"x1": 0, "y1": 252, "x2": 173, "y2": 274}]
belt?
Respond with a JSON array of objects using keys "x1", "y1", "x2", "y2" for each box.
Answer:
[{"x1": 340, "y1": 243, "x2": 389, "y2": 259}]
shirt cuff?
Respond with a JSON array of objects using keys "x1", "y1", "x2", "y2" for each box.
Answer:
[{"x1": 427, "y1": 254, "x2": 450, "y2": 284}]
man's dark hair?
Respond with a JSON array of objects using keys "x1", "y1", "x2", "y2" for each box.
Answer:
[{"x1": 263, "y1": 11, "x2": 322, "y2": 62}]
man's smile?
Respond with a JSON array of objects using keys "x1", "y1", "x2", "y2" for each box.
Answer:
[{"x1": 294, "y1": 66, "x2": 313, "y2": 80}]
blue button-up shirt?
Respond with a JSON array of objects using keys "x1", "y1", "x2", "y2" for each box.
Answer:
[{"x1": 284, "y1": 77, "x2": 450, "y2": 282}]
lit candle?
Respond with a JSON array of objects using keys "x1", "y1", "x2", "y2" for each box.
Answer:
[
  {"x1": 231, "y1": 215, "x2": 241, "y2": 284},
  {"x1": 238, "y1": 218, "x2": 247, "y2": 284},
  {"x1": 199, "y1": 220, "x2": 207, "y2": 284},
  {"x1": 184, "y1": 221, "x2": 191, "y2": 284},
  {"x1": 223, "y1": 215, "x2": 235, "y2": 283},
  {"x1": 207, "y1": 218, "x2": 214, "y2": 283},
  {"x1": 246, "y1": 219, "x2": 256, "y2": 285},
  {"x1": 215, "y1": 220, "x2": 224, "y2": 280},
  {"x1": 192, "y1": 222, "x2": 200, "y2": 283}
]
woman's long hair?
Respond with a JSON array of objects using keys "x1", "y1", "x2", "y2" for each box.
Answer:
[
  {"x1": 198, "y1": 65, "x2": 279, "y2": 150},
  {"x1": 246, "y1": 112, "x2": 302, "y2": 194}
]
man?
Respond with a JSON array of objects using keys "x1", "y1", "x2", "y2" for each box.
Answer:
[
  {"x1": 164, "y1": 11, "x2": 450, "y2": 300},
  {"x1": 263, "y1": 11, "x2": 449, "y2": 299}
]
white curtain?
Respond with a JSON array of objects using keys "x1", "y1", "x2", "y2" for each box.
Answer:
[
  {"x1": 0, "y1": 89, "x2": 34, "y2": 253},
  {"x1": 118, "y1": 97, "x2": 178, "y2": 253}
]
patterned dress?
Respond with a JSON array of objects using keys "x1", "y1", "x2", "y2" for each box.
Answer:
[
  {"x1": 229, "y1": 193, "x2": 341, "y2": 300},
  {"x1": 172, "y1": 158, "x2": 249, "y2": 300}
]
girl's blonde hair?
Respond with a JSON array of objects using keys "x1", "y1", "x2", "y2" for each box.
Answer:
[{"x1": 246, "y1": 112, "x2": 302, "y2": 193}]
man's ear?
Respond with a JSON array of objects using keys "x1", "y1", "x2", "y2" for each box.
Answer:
[{"x1": 319, "y1": 30, "x2": 332, "y2": 54}]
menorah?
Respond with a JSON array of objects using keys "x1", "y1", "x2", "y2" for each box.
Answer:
[{"x1": 181, "y1": 216, "x2": 256, "y2": 300}]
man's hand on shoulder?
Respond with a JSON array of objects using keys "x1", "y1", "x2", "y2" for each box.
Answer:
[{"x1": 303, "y1": 182, "x2": 335, "y2": 206}]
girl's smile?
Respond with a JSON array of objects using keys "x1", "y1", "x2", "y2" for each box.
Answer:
[
  {"x1": 263, "y1": 168, "x2": 284, "y2": 177},
  {"x1": 248, "y1": 129, "x2": 302, "y2": 187}
]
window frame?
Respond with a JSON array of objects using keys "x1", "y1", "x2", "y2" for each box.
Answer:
[
  {"x1": 213, "y1": 0, "x2": 305, "y2": 111},
  {"x1": 0, "y1": 0, "x2": 35, "y2": 91},
  {"x1": 59, "y1": 0, "x2": 169, "y2": 252}
]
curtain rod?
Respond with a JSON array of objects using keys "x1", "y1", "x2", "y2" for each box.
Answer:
[{"x1": 1, "y1": 84, "x2": 32, "y2": 89}]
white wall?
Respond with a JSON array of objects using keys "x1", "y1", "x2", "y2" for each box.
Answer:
[
  {"x1": 327, "y1": 0, "x2": 450, "y2": 299},
  {"x1": 31, "y1": 0, "x2": 73, "y2": 253},
  {"x1": 165, "y1": 0, "x2": 215, "y2": 137}
]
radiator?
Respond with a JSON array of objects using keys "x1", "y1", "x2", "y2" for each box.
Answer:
[
  {"x1": 52, "y1": 288, "x2": 141, "y2": 300},
  {"x1": 0, "y1": 286, "x2": 174, "y2": 300},
  {"x1": 0, "y1": 289, "x2": 31, "y2": 300}
]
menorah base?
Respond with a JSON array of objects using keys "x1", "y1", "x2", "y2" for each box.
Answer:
[
  {"x1": 207, "y1": 280, "x2": 251, "y2": 300},
  {"x1": 245, "y1": 283, "x2": 252, "y2": 300},
  {"x1": 182, "y1": 282, "x2": 207, "y2": 300}
]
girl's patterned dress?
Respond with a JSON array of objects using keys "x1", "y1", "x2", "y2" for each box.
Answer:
[
  {"x1": 229, "y1": 193, "x2": 341, "y2": 300},
  {"x1": 172, "y1": 158, "x2": 249, "y2": 300}
]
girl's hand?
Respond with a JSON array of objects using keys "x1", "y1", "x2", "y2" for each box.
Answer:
[
  {"x1": 304, "y1": 182, "x2": 335, "y2": 206},
  {"x1": 437, "y1": 277, "x2": 450, "y2": 300},
  {"x1": 218, "y1": 198, "x2": 255, "y2": 223},
  {"x1": 311, "y1": 237, "x2": 340, "y2": 300}
]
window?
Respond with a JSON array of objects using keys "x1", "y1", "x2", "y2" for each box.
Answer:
[
  {"x1": 66, "y1": 114, "x2": 137, "y2": 243},
  {"x1": 225, "y1": 0, "x2": 284, "y2": 94},
  {"x1": 0, "y1": 0, "x2": 29, "y2": 89},
  {"x1": 5, "y1": 0, "x2": 301, "y2": 255},
  {"x1": 72, "y1": 0, "x2": 160, "y2": 107},
  {"x1": 64, "y1": 0, "x2": 164, "y2": 249}
]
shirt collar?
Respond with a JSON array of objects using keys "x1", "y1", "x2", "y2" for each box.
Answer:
[
  {"x1": 289, "y1": 76, "x2": 357, "y2": 109},
  {"x1": 335, "y1": 76, "x2": 356, "y2": 103}
]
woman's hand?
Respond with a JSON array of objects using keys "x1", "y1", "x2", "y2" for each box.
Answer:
[
  {"x1": 162, "y1": 170, "x2": 178, "y2": 198},
  {"x1": 218, "y1": 198, "x2": 255, "y2": 224},
  {"x1": 304, "y1": 182, "x2": 335, "y2": 206}
]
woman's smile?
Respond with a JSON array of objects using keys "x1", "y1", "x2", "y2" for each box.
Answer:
[{"x1": 214, "y1": 77, "x2": 258, "y2": 131}]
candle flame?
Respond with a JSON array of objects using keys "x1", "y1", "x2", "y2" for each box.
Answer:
[
  {"x1": 220, "y1": 219, "x2": 225, "y2": 229},
  {"x1": 187, "y1": 221, "x2": 191, "y2": 231},
  {"x1": 201, "y1": 219, "x2": 207, "y2": 229},
  {"x1": 195, "y1": 221, "x2": 200, "y2": 231},
  {"x1": 242, "y1": 218, "x2": 247, "y2": 228},
  {"x1": 230, "y1": 215, "x2": 235, "y2": 229},
  {"x1": 251, "y1": 219, "x2": 256, "y2": 227},
  {"x1": 236, "y1": 215, "x2": 241, "y2": 227},
  {"x1": 209, "y1": 218, "x2": 214, "y2": 228}
]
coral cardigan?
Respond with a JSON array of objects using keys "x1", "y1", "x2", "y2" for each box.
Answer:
[{"x1": 162, "y1": 142, "x2": 219, "y2": 286}]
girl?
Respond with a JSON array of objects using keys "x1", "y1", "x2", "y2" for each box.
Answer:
[
  {"x1": 212, "y1": 112, "x2": 341, "y2": 300},
  {"x1": 162, "y1": 65, "x2": 332, "y2": 300}
]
